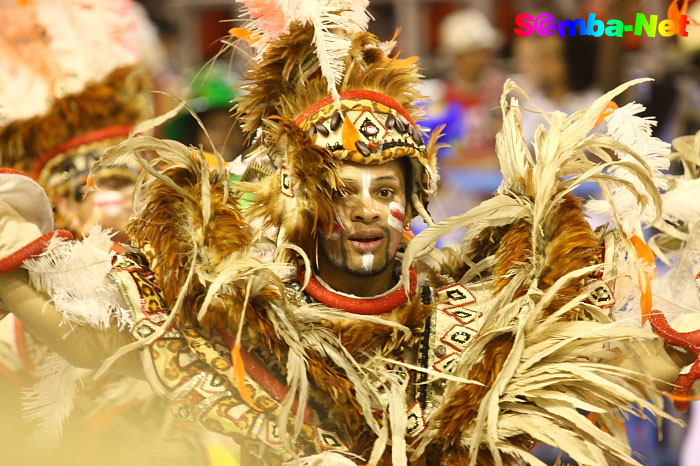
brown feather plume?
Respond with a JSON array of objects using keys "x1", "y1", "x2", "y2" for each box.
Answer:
[
  {"x1": 122, "y1": 145, "x2": 371, "y2": 437},
  {"x1": 235, "y1": 25, "x2": 426, "y2": 145},
  {"x1": 421, "y1": 188, "x2": 601, "y2": 461},
  {"x1": 0, "y1": 66, "x2": 151, "y2": 171},
  {"x1": 125, "y1": 163, "x2": 252, "y2": 328},
  {"x1": 239, "y1": 117, "x2": 343, "y2": 264}
]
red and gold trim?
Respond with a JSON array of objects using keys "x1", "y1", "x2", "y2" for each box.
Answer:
[
  {"x1": 0, "y1": 229, "x2": 73, "y2": 274},
  {"x1": 0, "y1": 168, "x2": 29, "y2": 177},
  {"x1": 30, "y1": 125, "x2": 133, "y2": 181},
  {"x1": 295, "y1": 89, "x2": 416, "y2": 127}
]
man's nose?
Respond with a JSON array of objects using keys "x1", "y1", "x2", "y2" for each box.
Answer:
[{"x1": 350, "y1": 198, "x2": 381, "y2": 223}]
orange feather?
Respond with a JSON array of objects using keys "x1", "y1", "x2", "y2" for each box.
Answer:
[
  {"x1": 232, "y1": 343, "x2": 262, "y2": 412},
  {"x1": 663, "y1": 390, "x2": 700, "y2": 403},
  {"x1": 229, "y1": 27, "x2": 261, "y2": 45},
  {"x1": 595, "y1": 101, "x2": 618, "y2": 128},
  {"x1": 631, "y1": 235, "x2": 656, "y2": 325},
  {"x1": 342, "y1": 115, "x2": 361, "y2": 152},
  {"x1": 668, "y1": 0, "x2": 689, "y2": 24},
  {"x1": 82, "y1": 174, "x2": 94, "y2": 200}
]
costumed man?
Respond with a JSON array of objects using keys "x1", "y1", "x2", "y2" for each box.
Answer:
[
  {"x1": 0, "y1": 1, "x2": 214, "y2": 465},
  {"x1": 1, "y1": 1, "x2": 700, "y2": 465}
]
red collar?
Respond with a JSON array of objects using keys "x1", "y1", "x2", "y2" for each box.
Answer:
[{"x1": 298, "y1": 267, "x2": 418, "y2": 315}]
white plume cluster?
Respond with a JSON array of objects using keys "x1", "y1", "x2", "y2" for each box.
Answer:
[
  {"x1": 586, "y1": 102, "x2": 671, "y2": 236},
  {"x1": 0, "y1": 0, "x2": 140, "y2": 124},
  {"x1": 22, "y1": 352, "x2": 84, "y2": 448},
  {"x1": 23, "y1": 225, "x2": 133, "y2": 331},
  {"x1": 234, "y1": 0, "x2": 371, "y2": 103}
]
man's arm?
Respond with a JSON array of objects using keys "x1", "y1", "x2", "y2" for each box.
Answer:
[{"x1": 0, "y1": 268, "x2": 143, "y2": 379}]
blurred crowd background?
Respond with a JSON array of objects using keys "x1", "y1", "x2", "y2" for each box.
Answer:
[{"x1": 18, "y1": 0, "x2": 700, "y2": 464}]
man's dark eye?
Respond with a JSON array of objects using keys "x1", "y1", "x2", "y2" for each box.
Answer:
[
  {"x1": 333, "y1": 190, "x2": 348, "y2": 200},
  {"x1": 378, "y1": 189, "x2": 392, "y2": 197}
]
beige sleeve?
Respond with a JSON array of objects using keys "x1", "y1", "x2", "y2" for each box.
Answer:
[{"x1": 0, "y1": 268, "x2": 142, "y2": 378}]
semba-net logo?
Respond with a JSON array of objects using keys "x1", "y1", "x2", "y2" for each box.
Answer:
[{"x1": 514, "y1": 0, "x2": 697, "y2": 38}]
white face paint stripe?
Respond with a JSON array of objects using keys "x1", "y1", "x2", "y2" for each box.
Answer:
[
  {"x1": 387, "y1": 201, "x2": 405, "y2": 231},
  {"x1": 361, "y1": 169, "x2": 371, "y2": 200},
  {"x1": 389, "y1": 201, "x2": 405, "y2": 216},
  {"x1": 387, "y1": 215, "x2": 403, "y2": 231},
  {"x1": 362, "y1": 252, "x2": 374, "y2": 272}
]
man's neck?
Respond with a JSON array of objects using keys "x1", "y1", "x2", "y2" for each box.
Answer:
[{"x1": 315, "y1": 257, "x2": 397, "y2": 297}]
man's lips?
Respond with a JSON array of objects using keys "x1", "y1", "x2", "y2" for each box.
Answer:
[{"x1": 347, "y1": 229, "x2": 385, "y2": 253}]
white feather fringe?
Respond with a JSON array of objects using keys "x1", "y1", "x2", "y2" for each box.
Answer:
[
  {"x1": 586, "y1": 102, "x2": 671, "y2": 234},
  {"x1": 23, "y1": 225, "x2": 133, "y2": 331}
]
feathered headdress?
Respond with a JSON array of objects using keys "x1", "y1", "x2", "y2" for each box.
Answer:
[
  {"x1": 0, "y1": 0, "x2": 150, "y2": 199},
  {"x1": 229, "y1": 0, "x2": 442, "y2": 262}
]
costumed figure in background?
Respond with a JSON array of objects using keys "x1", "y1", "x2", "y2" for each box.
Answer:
[
  {"x1": 0, "y1": 1, "x2": 212, "y2": 465},
  {"x1": 418, "y1": 8, "x2": 506, "y2": 247},
  {"x1": 2, "y1": 1, "x2": 700, "y2": 465}
]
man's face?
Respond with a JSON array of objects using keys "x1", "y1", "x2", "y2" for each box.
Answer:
[{"x1": 319, "y1": 160, "x2": 408, "y2": 277}]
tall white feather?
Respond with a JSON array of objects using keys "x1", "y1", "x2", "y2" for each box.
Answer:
[
  {"x1": 22, "y1": 352, "x2": 84, "y2": 448},
  {"x1": 236, "y1": 0, "x2": 371, "y2": 104},
  {"x1": 585, "y1": 102, "x2": 670, "y2": 235}
]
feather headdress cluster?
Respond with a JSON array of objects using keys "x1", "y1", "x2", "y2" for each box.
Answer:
[
  {"x1": 232, "y1": 0, "x2": 371, "y2": 104},
  {"x1": 0, "y1": 0, "x2": 139, "y2": 125},
  {"x1": 232, "y1": 18, "x2": 441, "y2": 264},
  {"x1": 0, "y1": 0, "x2": 150, "y2": 182}
]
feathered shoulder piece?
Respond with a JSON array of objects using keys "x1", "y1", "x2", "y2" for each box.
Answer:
[
  {"x1": 93, "y1": 113, "x2": 255, "y2": 330},
  {"x1": 400, "y1": 79, "x2": 677, "y2": 464}
]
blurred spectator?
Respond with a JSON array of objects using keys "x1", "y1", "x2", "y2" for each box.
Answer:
[
  {"x1": 164, "y1": 65, "x2": 247, "y2": 161},
  {"x1": 421, "y1": 8, "x2": 506, "y2": 170},
  {"x1": 634, "y1": 1, "x2": 700, "y2": 144},
  {"x1": 132, "y1": 2, "x2": 188, "y2": 130},
  {"x1": 511, "y1": 30, "x2": 602, "y2": 143}
]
